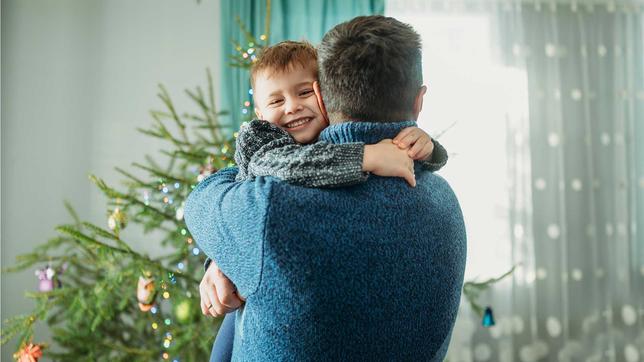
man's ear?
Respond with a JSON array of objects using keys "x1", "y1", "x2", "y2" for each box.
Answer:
[
  {"x1": 254, "y1": 107, "x2": 263, "y2": 120},
  {"x1": 313, "y1": 81, "x2": 329, "y2": 124},
  {"x1": 412, "y1": 85, "x2": 427, "y2": 120}
]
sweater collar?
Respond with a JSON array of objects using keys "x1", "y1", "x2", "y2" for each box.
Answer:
[{"x1": 318, "y1": 120, "x2": 417, "y2": 144}]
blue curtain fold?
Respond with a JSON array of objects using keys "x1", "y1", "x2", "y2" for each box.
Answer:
[{"x1": 219, "y1": 0, "x2": 384, "y2": 130}]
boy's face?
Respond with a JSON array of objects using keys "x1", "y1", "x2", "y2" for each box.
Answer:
[{"x1": 253, "y1": 64, "x2": 328, "y2": 144}]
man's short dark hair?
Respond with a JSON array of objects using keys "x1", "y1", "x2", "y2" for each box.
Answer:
[{"x1": 318, "y1": 15, "x2": 423, "y2": 123}]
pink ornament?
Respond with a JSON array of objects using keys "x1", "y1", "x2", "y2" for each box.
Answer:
[
  {"x1": 35, "y1": 265, "x2": 62, "y2": 292},
  {"x1": 38, "y1": 279, "x2": 55, "y2": 292}
]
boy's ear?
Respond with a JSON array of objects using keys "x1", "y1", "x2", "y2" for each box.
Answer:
[
  {"x1": 313, "y1": 81, "x2": 329, "y2": 124},
  {"x1": 254, "y1": 107, "x2": 263, "y2": 120},
  {"x1": 412, "y1": 85, "x2": 427, "y2": 120}
]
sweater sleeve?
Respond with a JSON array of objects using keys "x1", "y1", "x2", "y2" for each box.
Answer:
[
  {"x1": 235, "y1": 120, "x2": 369, "y2": 188},
  {"x1": 418, "y1": 139, "x2": 448, "y2": 172},
  {"x1": 184, "y1": 167, "x2": 270, "y2": 298}
]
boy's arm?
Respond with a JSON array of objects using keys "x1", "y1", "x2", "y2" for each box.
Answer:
[
  {"x1": 236, "y1": 120, "x2": 368, "y2": 188},
  {"x1": 184, "y1": 167, "x2": 270, "y2": 298},
  {"x1": 418, "y1": 139, "x2": 448, "y2": 172}
]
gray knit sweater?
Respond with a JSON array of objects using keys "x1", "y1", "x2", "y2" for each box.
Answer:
[{"x1": 233, "y1": 119, "x2": 448, "y2": 187}]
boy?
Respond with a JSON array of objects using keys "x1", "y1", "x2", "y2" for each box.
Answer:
[{"x1": 198, "y1": 40, "x2": 448, "y2": 361}]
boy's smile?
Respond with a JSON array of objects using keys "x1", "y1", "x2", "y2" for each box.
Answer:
[{"x1": 253, "y1": 64, "x2": 328, "y2": 144}]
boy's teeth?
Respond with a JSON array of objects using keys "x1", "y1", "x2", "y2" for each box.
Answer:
[{"x1": 286, "y1": 118, "x2": 311, "y2": 128}]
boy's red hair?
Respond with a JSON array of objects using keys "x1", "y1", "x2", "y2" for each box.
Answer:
[{"x1": 250, "y1": 41, "x2": 318, "y2": 88}]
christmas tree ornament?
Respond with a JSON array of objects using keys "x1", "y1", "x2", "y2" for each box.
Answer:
[
  {"x1": 35, "y1": 265, "x2": 62, "y2": 292},
  {"x1": 142, "y1": 190, "x2": 150, "y2": 205},
  {"x1": 13, "y1": 341, "x2": 43, "y2": 362},
  {"x1": 137, "y1": 276, "x2": 157, "y2": 312},
  {"x1": 175, "y1": 206, "x2": 184, "y2": 221},
  {"x1": 107, "y1": 215, "x2": 116, "y2": 230},
  {"x1": 108, "y1": 207, "x2": 127, "y2": 231},
  {"x1": 197, "y1": 163, "x2": 216, "y2": 182},
  {"x1": 482, "y1": 306, "x2": 496, "y2": 327},
  {"x1": 168, "y1": 272, "x2": 177, "y2": 284},
  {"x1": 173, "y1": 299, "x2": 192, "y2": 323}
]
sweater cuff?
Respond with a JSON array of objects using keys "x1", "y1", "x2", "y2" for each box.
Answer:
[
  {"x1": 419, "y1": 139, "x2": 448, "y2": 172},
  {"x1": 326, "y1": 142, "x2": 369, "y2": 187}
]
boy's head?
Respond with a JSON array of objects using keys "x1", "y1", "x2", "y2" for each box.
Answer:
[
  {"x1": 318, "y1": 15, "x2": 426, "y2": 124},
  {"x1": 251, "y1": 41, "x2": 328, "y2": 144}
]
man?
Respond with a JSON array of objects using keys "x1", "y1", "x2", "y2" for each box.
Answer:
[{"x1": 185, "y1": 15, "x2": 467, "y2": 361}]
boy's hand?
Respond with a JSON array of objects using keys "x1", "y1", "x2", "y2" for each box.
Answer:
[
  {"x1": 363, "y1": 139, "x2": 416, "y2": 187},
  {"x1": 392, "y1": 127, "x2": 434, "y2": 160},
  {"x1": 199, "y1": 261, "x2": 245, "y2": 318}
]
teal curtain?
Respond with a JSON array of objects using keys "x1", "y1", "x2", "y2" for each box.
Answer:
[{"x1": 219, "y1": 0, "x2": 384, "y2": 130}]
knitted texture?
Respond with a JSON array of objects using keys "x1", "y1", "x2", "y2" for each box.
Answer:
[
  {"x1": 203, "y1": 120, "x2": 448, "y2": 272},
  {"x1": 234, "y1": 119, "x2": 449, "y2": 186},
  {"x1": 185, "y1": 121, "x2": 466, "y2": 361},
  {"x1": 234, "y1": 120, "x2": 368, "y2": 187}
]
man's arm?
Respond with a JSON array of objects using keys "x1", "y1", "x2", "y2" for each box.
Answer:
[{"x1": 184, "y1": 167, "x2": 270, "y2": 298}]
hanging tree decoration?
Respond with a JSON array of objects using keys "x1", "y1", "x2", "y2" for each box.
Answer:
[
  {"x1": 107, "y1": 206, "x2": 127, "y2": 233},
  {"x1": 482, "y1": 306, "x2": 496, "y2": 327},
  {"x1": 34, "y1": 263, "x2": 66, "y2": 293},
  {"x1": 462, "y1": 265, "x2": 517, "y2": 328},
  {"x1": 136, "y1": 275, "x2": 157, "y2": 312},
  {"x1": 173, "y1": 298, "x2": 193, "y2": 324},
  {"x1": 13, "y1": 340, "x2": 44, "y2": 362}
]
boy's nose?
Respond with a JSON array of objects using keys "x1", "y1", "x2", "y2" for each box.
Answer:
[{"x1": 284, "y1": 101, "x2": 303, "y2": 114}]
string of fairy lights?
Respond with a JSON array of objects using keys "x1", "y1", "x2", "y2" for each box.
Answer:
[
  {"x1": 136, "y1": 28, "x2": 269, "y2": 359},
  {"x1": 237, "y1": 34, "x2": 268, "y2": 120}
]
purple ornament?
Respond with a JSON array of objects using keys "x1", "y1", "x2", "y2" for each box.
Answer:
[{"x1": 35, "y1": 265, "x2": 63, "y2": 292}]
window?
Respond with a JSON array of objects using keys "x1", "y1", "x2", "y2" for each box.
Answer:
[{"x1": 388, "y1": 9, "x2": 529, "y2": 280}]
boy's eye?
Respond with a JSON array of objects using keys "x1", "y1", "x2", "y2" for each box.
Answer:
[
  {"x1": 268, "y1": 99, "x2": 283, "y2": 106},
  {"x1": 299, "y1": 89, "x2": 314, "y2": 96}
]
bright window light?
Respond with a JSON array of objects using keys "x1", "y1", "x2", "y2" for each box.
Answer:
[{"x1": 387, "y1": 10, "x2": 530, "y2": 280}]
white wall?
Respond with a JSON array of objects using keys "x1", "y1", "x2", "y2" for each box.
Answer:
[{"x1": 1, "y1": 1, "x2": 220, "y2": 359}]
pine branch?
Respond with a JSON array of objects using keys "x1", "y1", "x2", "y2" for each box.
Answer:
[
  {"x1": 114, "y1": 167, "x2": 154, "y2": 189},
  {"x1": 64, "y1": 201, "x2": 81, "y2": 225},
  {"x1": 159, "y1": 149, "x2": 211, "y2": 163},
  {"x1": 2, "y1": 236, "x2": 71, "y2": 272},
  {"x1": 205, "y1": 68, "x2": 221, "y2": 143},
  {"x1": 157, "y1": 84, "x2": 190, "y2": 145},
  {"x1": 136, "y1": 127, "x2": 167, "y2": 141},
  {"x1": 131, "y1": 162, "x2": 192, "y2": 185},
  {"x1": 463, "y1": 265, "x2": 518, "y2": 317},
  {"x1": 81, "y1": 222, "x2": 134, "y2": 253},
  {"x1": 147, "y1": 113, "x2": 192, "y2": 148},
  {"x1": 89, "y1": 174, "x2": 175, "y2": 221},
  {"x1": 56, "y1": 226, "x2": 131, "y2": 256}
]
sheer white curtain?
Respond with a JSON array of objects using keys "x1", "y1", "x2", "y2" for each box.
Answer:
[{"x1": 387, "y1": 1, "x2": 644, "y2": 361}]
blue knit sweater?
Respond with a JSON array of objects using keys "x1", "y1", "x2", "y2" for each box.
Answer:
[{"x1": 184, "y1": 121, "x2": 467, "y2": 361}]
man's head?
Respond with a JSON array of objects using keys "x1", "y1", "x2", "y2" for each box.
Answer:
[
  {"x1": 317, "y1": 15, "x2": 426, "y2": 124},
  {"x1": 251, "y1": 41, "x2": 328, "y2": 144}
]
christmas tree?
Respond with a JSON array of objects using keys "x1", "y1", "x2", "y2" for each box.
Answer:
[{"x1": 1, "y1": 21, "x2": 268, "y2": 361}]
